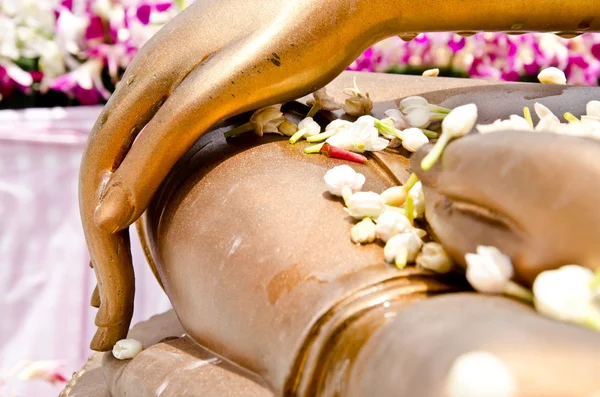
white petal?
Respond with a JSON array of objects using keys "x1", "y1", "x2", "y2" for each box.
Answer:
[
  {"x1": 400, "y1": 96, "x2": 428, "y2": 109},
  {"x1": 323, "y1": 165, "x2": 365, "y2": 196},
  {"x1": 405, "y1": 106, "x2": 431, "y2": 129},
  {"x1": 534, "y1": 102, "x2": 558, "y2": 121},
  {"x1": 325, "y1": 119, "x2": 352, "y2": 131},
  {"x1": 538, "y1": 67, "x2": 566, "y2": 85},
  {"x1": 533, "y1": 265, "x2": 596, "y2": 323},
  {"x1": 384, "y1": 231, "x2": 423, "y2": 263},
  {"x1": 587, "y1": 100, "x2": 600, "y2": 118},
  {"x1": 465, "y1": 246, "x2": 513, "y2": 294},
  {"x1": 399, "y1": 128, "x2": 428, "y2": 152},
  {"x1": 345, "y1": 191, "x2": 386, "y2": 219},
  {"x1": 375, "y1": 211, "x2": 411, "y2": 242},
  {"x1": 442, "y1": 103, "x2": 478, "y2": 138},
  {"x1": 446, "y1": 351, "x2": 516, "y2": 397},
  {"x1": 113, "y1": 339, "x2": 144, "y2": 360}
]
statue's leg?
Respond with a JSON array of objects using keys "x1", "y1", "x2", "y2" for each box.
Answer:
[{"x1": 348, "y1": 293, "x2": 600, "y2": 397}]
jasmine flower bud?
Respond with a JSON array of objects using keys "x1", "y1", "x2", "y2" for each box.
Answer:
[
  {"x1": 375, "y1": 210, "x2": 412, "y2": 242},
  {"x1": 113, "y1": 338, "x2": 144, "y2": 360},
  {"x1": 351, "y1": 217, "x2": 377, "y2": 244},
  {"x1": 416, "y1": 242, "x2": 453, "y2": 274},
  {"x1": 538, "y1": 67, "x2": 567, "y2": 85},
  {"x1": 324, "y1": 165, "x2": 366, "y2": 203},
  {"x1": 345, "y1": 191, "x2": 386, "y2": 219}
]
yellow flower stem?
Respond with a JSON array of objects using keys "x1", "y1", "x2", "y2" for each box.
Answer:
[
  {"x1": 402, "y1": 173, "x2": 419, "y2": 192},
  {"x1": 422, "y1": 129, "x2": 439, "y2": 139},
  {"x1": 395, "y1": 248, "x2": 408, "y2": 269},
  {"x1": 289, "y1": 128, "x2": 308, "y2": 144},
  {"x1": 224, "y1": 122, "x2": 255, "y2": 138},
  {"x1": 429, "y1": 112, "x2": 447, "y2": 121},
  {"x1": 428, "y1": 104, "x2": 451, "y2": 114},
  {"x1": 503, "y1": 281, "x2": 533, "y2": 303},
  {"x1": 307, "y1": 103, "x2": 322, "y2": 118},
  {"x1": 564, "y1": 112, "x2": 580, "y2": 123},
  {"x1": 406, "y1": 196, "x2": 415, "y2": 225},
  {"x1": 420, "y1": 132, "x2": 451, "y2": 171},
  {"x1": 307, "y1": 130, "x2": 336, "y2": 143},
  {"x1": 374, "y1": 120, "x2": 401, "y2": 139},
  {"x1": 304, "y1": 143, "x2": 324, "y2": 154},
  {"x1": 341, "y1": 186, "x2": 353, "y2": 206},
  {"x1": 523, "y1": 106, "x2": 534, "y2": 129},
  {"x1": 590, "y1": 268, "x2": 600, "y2": 290}
]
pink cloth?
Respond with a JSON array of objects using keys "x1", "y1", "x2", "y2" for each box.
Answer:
[{"x1": 0, "y1": 107, "x2": 171, "y2": 397}]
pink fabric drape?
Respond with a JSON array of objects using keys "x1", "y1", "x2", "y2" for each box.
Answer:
[{"x1": 0, "y1": 106, "x2": 171, "y2": 397}]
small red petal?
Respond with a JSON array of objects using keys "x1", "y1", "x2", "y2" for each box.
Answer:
[{"x1": 320, "y1": 143, "x2": 368, "y2": 164}]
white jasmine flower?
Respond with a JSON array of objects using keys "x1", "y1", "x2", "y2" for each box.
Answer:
[
  {"x1": 400, "y1": 96, "x2": 429, "y2": 110},
  {"x1": 421, "y1": 104, "x2": 478, "y2": 170},
  {"x1": 416, "y1": 242, "x2": 454, "y2": 274},
  {"x1": 398, "y1": 128, "x2": 429, "y2": 152},
  {"x1": 326, "y1": 116, "x2": 389, "y2": 153},
  {"x1": 17, "y1": 360, "x2": 67, "y2": 384},
  {"x1": 477, "y1": 115, "x2": 533, "y2": 134},
  {"x1": 375, "y1": 210, "x2": 412, "y2": 242},
  {"x1": 343, "y1": 77, "x2": 373, "y2": 116},
  {"x1": 465, "y1": 246, "x2": 513, "y2": 294},
  {"x1": 307, "y1": 119, "x2": 352, "y2": 143},
  {"x1": 324, "y1": 165, "x2": 366, "y2": 202},
  {"x1": 407, "y1": 181, "x2": 426, "y2": 218},
  {"x1": 351, "y1": 218, "x2": 377, "y2": 244},
  {"x1": 534, "y1": 102, "x2": 559, "y2": 123},
  {"x1": 278, "y1": 120, "x2": 298, "y2": 136},
  {"x1": 442, "y1": 103, "x2": 479, "y2": 138},
  {"x1": 535, "y1": 114, "x2": 561, "y2": 132},
  {"x1": 380, "y1": 186, "x2": 407, "y2": 207},
  {"x1": 113, "y1": 338, "x2": 144, "y2": 360},
  {"x1": 422, "y1": 68, "x2": 440, "y2": 77},
  {"x1": 289, "y1": 117, "x2": 321, "y2": 143},
  {"x1": 345, "y1": 191, "x2": 386, "y2": 219},
  {"x1": 249, "y1": 105, "x2": 286, "y2": 136},
  {"x1": 384, "y1": 108, "x2": 409, "y2": 130},
  {"x1": 587, "y1": 100, "x2": 600, "y2": 118},
  {"x1": 326, "y1": 119, "x2": 353, "y2": 132},
  {"x1": 374, "y1": 117, "x2": 401, "y2": 139},
  {"x1": 552, "y1": 121, "x2": 596, "y2": 137},
  {"x1": 306, "y1": 87, "x2": 342, "y2": 117},
  {"x1": 400, "y1": 95, "x2": 450, "y2": 114},
  {"x1": 538, "y1": 67, "x2": 567, "y2": 85},
  {"x1": 446, "y1": 351, "x2": 516, "y2": 397},
  {"x1": 403, "y1": 105, "x2": 436, "y2": 129},
  {"x1": 533, "y1": 265, "x2": 600, "y2": 329},
  {"x1": 384, "y1": 231, "x2": 423, "y2": 267},
  {"x1": 465, "y1": 246, "x2": 533, "y2": 301}
]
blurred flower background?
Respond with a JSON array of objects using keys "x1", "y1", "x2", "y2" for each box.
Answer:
[{"x1": 1, "y1": 0, "x2": 600, "y2": 109}]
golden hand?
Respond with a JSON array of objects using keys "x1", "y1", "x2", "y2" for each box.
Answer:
[
  {"x1": 412, "y1": 131, "x2": 600, "y2": 286},
  {"x1": 80, "y1": 0, "x2": 600, "y2": 350}
]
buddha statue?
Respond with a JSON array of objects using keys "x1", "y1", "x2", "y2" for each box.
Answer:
[{"x1": 75, "y1": 0, "x2": 600, "y2": 396}]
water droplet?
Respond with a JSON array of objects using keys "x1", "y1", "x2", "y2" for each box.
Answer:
[{"x1": 126, "y1": 76, "x2": 135, "y2": 85}]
